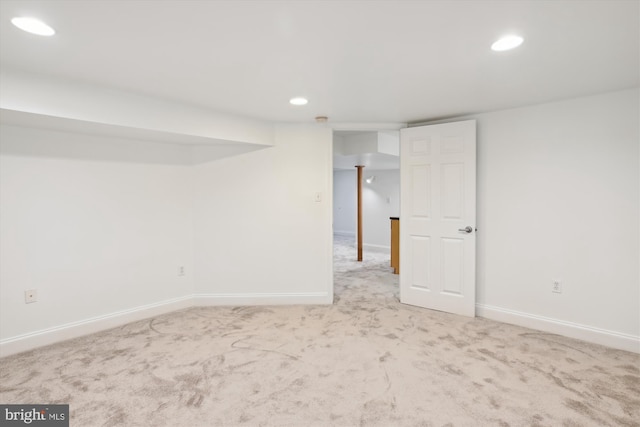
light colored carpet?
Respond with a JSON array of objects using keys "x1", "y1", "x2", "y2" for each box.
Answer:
[{"x1": 1, "y1": 235, "x2": 639, "y2": 426}]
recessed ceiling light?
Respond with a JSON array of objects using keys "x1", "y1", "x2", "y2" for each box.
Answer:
[
  {"x1": 491, "y1": 35, "x2": 523, "y2": 52},
  {"x1": 11, "y1": 17, "x2": 55, "y2": 36},
  {"x1": 289, "y1": 97, "x2": 308, "y2": 106}
]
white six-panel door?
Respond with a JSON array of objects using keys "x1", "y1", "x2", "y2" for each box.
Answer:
[{"x1": 400, "y1": 120, "x2": 476, "y2": 317}]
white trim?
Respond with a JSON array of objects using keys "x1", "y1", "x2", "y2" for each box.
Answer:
[
  {"x1": 324, "y1": 135, "x2": 334, "y2": 304},
  {"x1": 0, "y1": 295, "x2": 193, "y2": 358},
  {"x1": 0, "y1": 292, "x2": 331, "y2": 357},
  {"x1": 363, "y1": 243, "x2": 391, "y2": 253},
  {"x1": 476, "y1": 303, "x2": 640, "y2": 354},
  {"x1": 332, "y1": 233, "x2": 389, "y2": 253},
  {"x1": 2, "y1": 296, "x2": 636, "y2": 357},
  {"x1": 194, "y1": 292, "x2": 332, "y2": 306}
]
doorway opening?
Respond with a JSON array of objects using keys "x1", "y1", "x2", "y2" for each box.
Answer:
[{"x1": 332, "y1": 129, "x2": 400, "y2": 300}]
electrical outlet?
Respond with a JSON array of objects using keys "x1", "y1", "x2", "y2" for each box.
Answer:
[
  {"x1": 178, "y1": 266, "x2": 185, "y2": 277},
  {"x1": 25, "y1": 289, "x2": 38, "y2": 303},
  {"x1": 552, "y1": 279, "x2": 562, "y2": 294}
]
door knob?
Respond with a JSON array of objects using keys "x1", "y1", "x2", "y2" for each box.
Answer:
[{"x1": 458, "y1": 226, "x2": 473, "y2": 233}]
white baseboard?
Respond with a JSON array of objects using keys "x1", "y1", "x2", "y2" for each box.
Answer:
[
  {"x1": 0, "y1": 292, "x2": 332, "y2": 358},
  {"x1": 333, "y1": 233, "x2": 390, "y2": 253},
  {"x1": 4, "y1": 297, "x2": 636, "y2": 357},
  {"x1": 363, "y1": 243, "x2": 390, "y2": 253},
  {"x1": 0, "y1": 295, "x2": 193, "y2": 358},
  {"x1": 476, "y1": 303, "x2": 640, "y2": 354},
  {"x1": 194, "y1": 292, "x2": 332, "y2": 306}
]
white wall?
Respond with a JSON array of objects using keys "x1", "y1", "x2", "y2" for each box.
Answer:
[
  {"x1": 333, "y1": 169, "x2": 400, "y2": 250},
  {"x1": 333, "y1": 170, "x2": 356, "y2": 236},
  {"x1": 2, "y1": 86, "x2": 636, "y2": 354},
  {"x1": 1, "y1": 77, "x2": 331, "y2": 341},
  {"x1": 0, "y1": 123, "x2": 334, "y2": 355},
  {"x1": 467, "y1": 89, "x2": 639, "y2": 350},
  {"x1": 363, "y1": 170, "x2": 400, "y2": 249},
  {"x1": 193, "y1": 124, "x2": 333, "y2": 304},
  {"x1": 0, "y1": 125, "x2": 195, "y2": 353}
]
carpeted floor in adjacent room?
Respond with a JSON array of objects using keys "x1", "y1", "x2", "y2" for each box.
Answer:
[{"x1": 1, "y1": 235, "x2": 639, "y2": 426}]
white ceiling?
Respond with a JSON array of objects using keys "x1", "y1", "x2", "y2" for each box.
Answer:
[
  {"x1": 333, "y1": 130, "x2": 399, "y2": 170},
  {"x1": 333, "y1": 151, "x2": 400, "y2": 171},
  {"x1": 0, "y1": 0, "x2": 638, "y2": 124}
]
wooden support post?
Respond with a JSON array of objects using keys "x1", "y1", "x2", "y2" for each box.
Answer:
[{"x1": 356, "y1": 165, "x2": 364, "y2": 262}]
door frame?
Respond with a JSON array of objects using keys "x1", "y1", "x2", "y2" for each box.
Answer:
[{"x1": 329, "y1": 123, "x2": 405, "y2": 300}]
